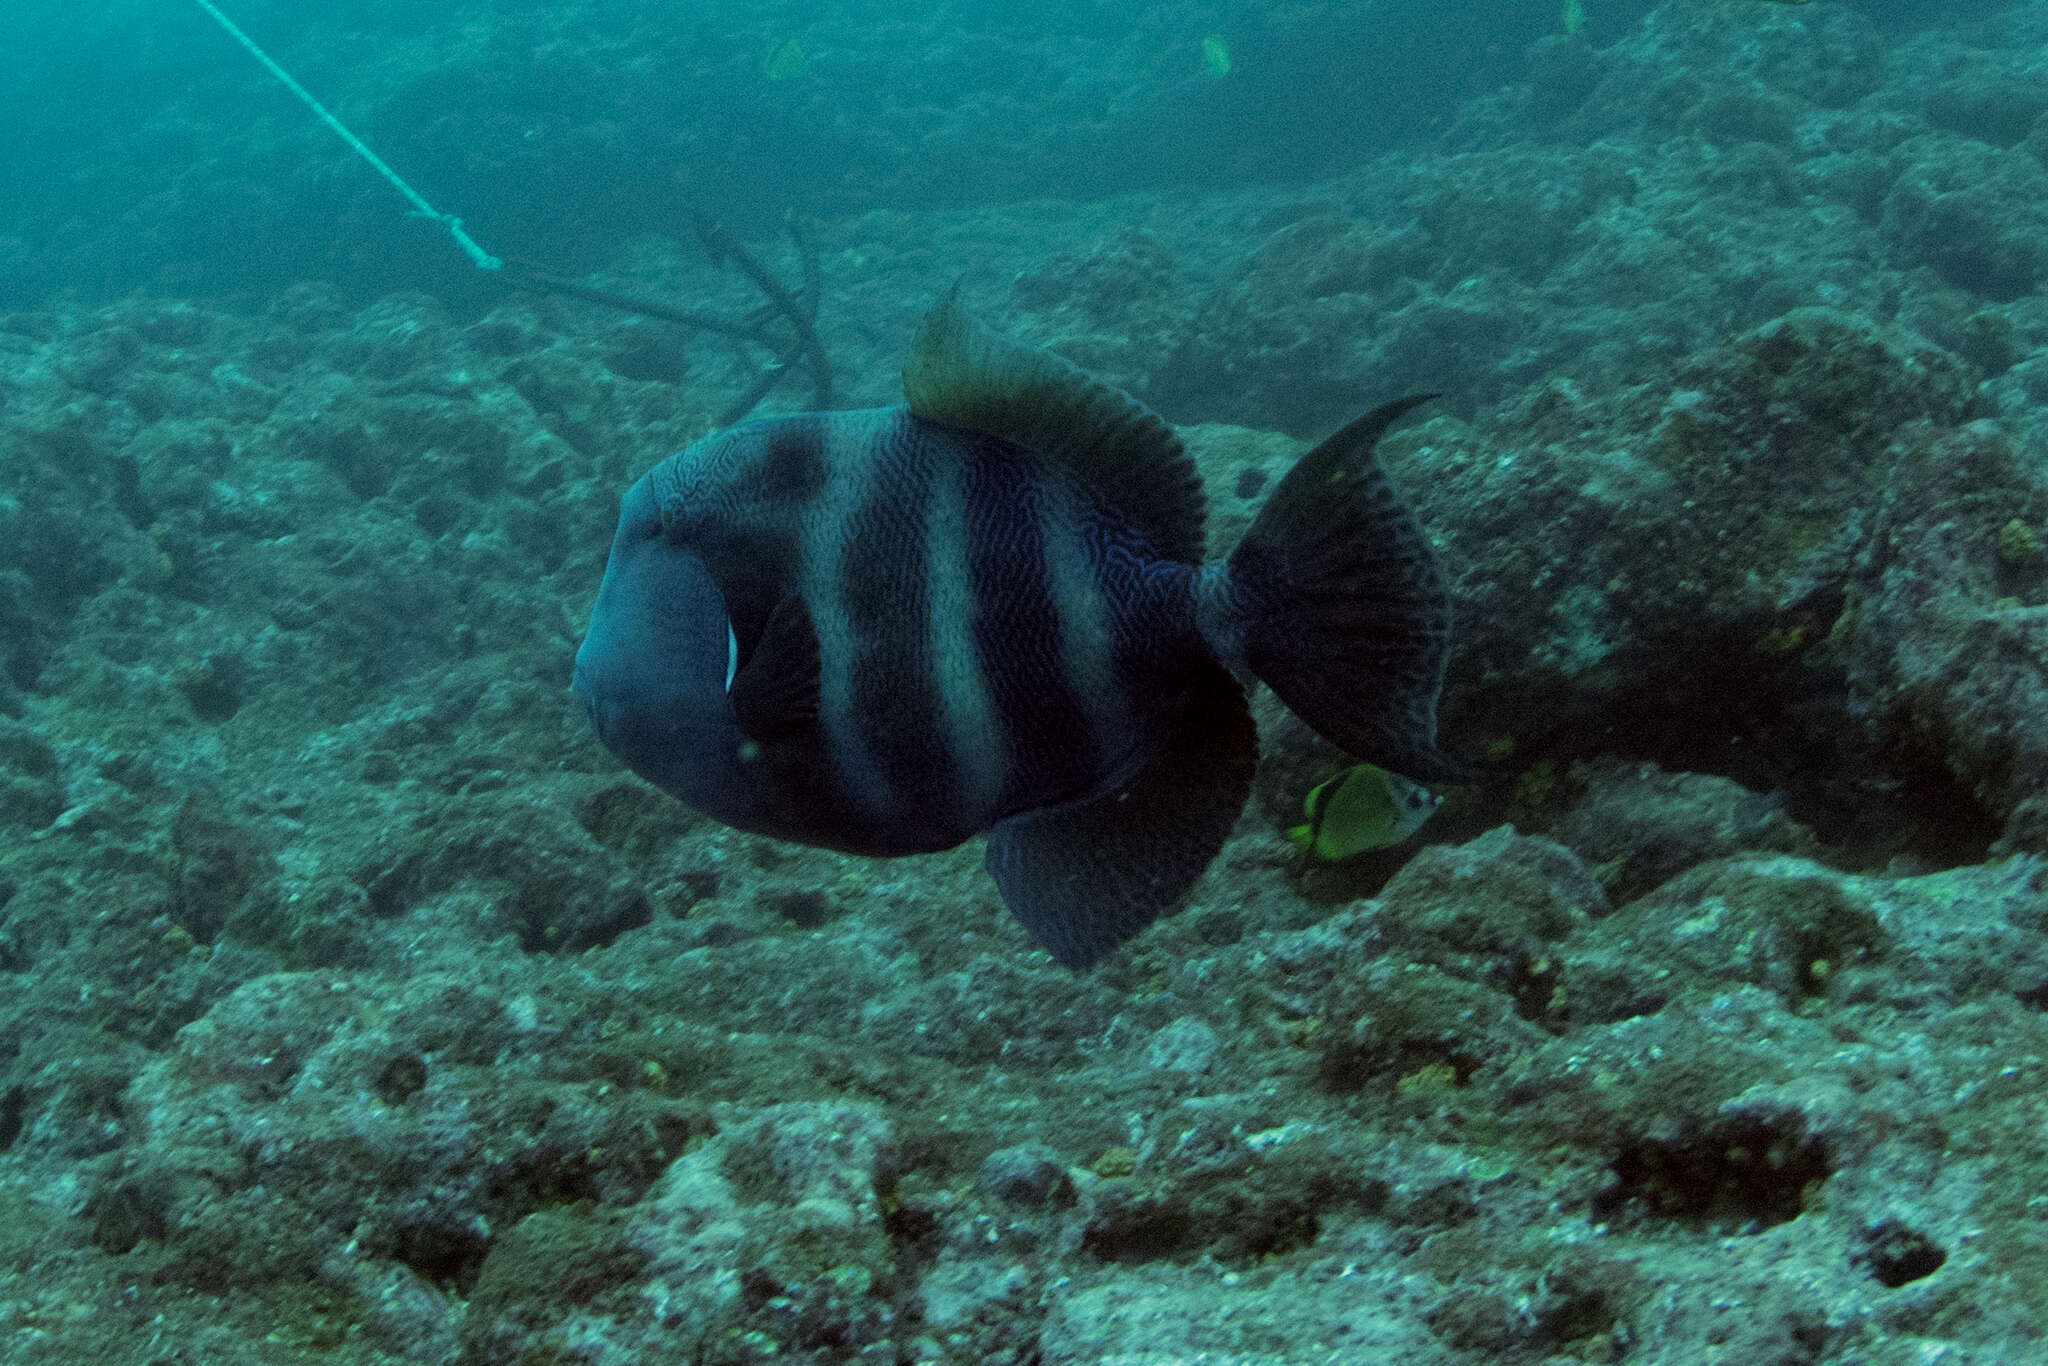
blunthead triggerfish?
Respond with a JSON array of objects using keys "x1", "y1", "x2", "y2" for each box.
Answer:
[{"x1": 573, "y1": 292, "x2": 1466, "y2": 967}]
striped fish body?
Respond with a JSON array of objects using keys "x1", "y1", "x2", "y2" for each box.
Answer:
[
  {"x1": 616, "y1": 405, "x2": 1203, "y2": 857},
  {"x1": 575, "y1": 294, "x2": 1465, "y2": 967}
]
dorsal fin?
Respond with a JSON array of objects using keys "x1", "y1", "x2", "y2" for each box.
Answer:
[{"x1": 902, "y1": 289, "x2": 1206, "y2": 563}]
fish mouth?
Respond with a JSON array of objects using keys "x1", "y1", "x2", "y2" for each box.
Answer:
[
  {"x1": 580, "y1": 695, "x2": 612, "y2": 745},
  {"x1": 572, "y1": 662, "x2": 697, "y2": 759},
  {"x1": 569, "y1": 658, "x2": 611, "y2": 740}
]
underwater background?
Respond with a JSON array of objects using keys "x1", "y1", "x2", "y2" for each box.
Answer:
[{"x1": 5, "y1": 0, "x2": 2048, "y2": 1361}]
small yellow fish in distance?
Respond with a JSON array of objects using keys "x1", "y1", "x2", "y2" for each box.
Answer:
[
  {"x1": 1201, "y1": 34, "x2": 1232, "y2": 79},
  {"x1": 1287, "y1": 763, "x2": 1442, "y2": 862},
  {"x1": 764, "y1": 38, "x2": 808, "y2": 81}
]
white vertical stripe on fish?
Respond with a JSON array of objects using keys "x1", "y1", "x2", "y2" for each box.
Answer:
[
  {"x1": 801, "y1": 411, "x2": 892, "y2": 823},
  {"x1": 926, "y1": 453, "x2": 1006, "y2": 824}
]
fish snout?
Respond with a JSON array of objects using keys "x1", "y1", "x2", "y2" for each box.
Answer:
[{"x1": 570, "y1": 652, "x2": 614, "y2": 740}]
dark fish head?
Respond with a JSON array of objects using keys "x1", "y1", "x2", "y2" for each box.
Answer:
[{"x1": 574, "y1": 471, "x2": 745, "y2": 812}]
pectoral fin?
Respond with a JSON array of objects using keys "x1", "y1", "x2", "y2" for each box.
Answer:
[{"x1": 728, "y1": 595, "x2": 821, "y2": 741}]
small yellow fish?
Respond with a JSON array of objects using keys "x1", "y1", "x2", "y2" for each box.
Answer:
[
  {"x1": 764, "y1": 38, "x2": 808, "y2": 81},
  {"x1": 1200, "y1": 34, "x2": 1231, "y2": 80},
  {"x1": 1285, "y1": 763, "x2": 1441, "y2": 863},
  {"x1": 1563, "y1": 0, "x2": 1585, "y2": 35}
]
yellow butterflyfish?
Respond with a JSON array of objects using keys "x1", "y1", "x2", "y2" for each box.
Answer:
[{"x1": 1285, "y1": 763, "x2": 1441, "y2": 863}]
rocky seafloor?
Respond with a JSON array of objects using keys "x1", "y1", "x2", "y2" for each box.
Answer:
[{"x1": 7, "y1": 3, "x2": 2048, "y2": 1364}]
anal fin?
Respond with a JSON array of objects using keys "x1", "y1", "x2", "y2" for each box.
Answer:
[{"x1": 984, "y1": 662, "x2": 1256, "y2": 969}]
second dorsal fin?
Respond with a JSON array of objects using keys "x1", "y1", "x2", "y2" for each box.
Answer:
[{"x1": 902, "y1": 289, "x2": 1206, "y2": 563}]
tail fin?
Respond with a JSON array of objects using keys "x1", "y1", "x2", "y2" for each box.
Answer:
[{"x1": 1199, "y1": 395, "x2": 1471, "y2": 784}]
